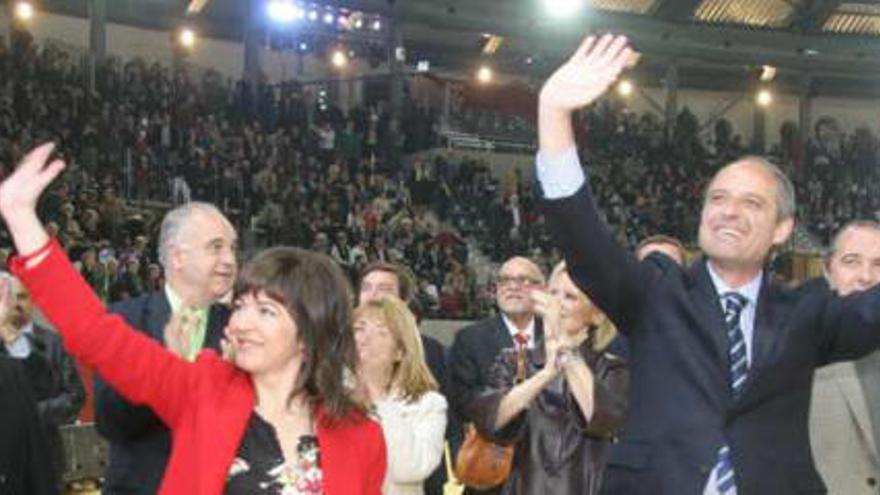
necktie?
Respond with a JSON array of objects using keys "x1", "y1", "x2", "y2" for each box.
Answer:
[
  {"x1": 714, "y1": 292, "x2": 749, "y2": 495},
  {"x1": 723, "y1": 292, "x2": 749, "y2": 397}
]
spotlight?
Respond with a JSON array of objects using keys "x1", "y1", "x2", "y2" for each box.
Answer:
[
  {"x1": 477, "y1": 66, "x2": 493, "y2": 84},
  {"x1": 178, "y1": 27, "x2": 197, "y2": 49},
  {"x1": 267, "y1": 0, "x2": 299, "y2": 23},
  {"x1": 14, "y1": 1, "x2": 34, "y2": 22},
  {"x1": 307, "y1": 10, "x2": 319, "y2": 21},
  {"x1": 756, "y1": 89, "x2": 773, "y2": 107},
  {"x1": 372, "y1": 19, "x2": 382, "y2": 31},
  {"x1": 354, "y1": 18, "x2": 364, "y2": 29},
  {"x1": 299, "y1": 41, "x2": 309, "y2": 52},
  {"x1": 323, "y1": 12, "x2": 335, "y2": 24},
  {"x1": 542, "y1": 0, "x2": 583, "y2": 18},
  {"x1": 617, "y1": 79, "x2": 633, "y2": 97},
  {"x1": 331, "y1": 50, "x2": 348, "y2": 68},
  {"x1": 417, "y1": 60, "x2": 430, "y2": 72},
  {"x1": 525, "y1": 57, "x2": 534, "y2": 65}
]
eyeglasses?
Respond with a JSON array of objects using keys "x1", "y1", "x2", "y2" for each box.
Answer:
[{"x1": 496, "y1": 275, "x2": 542, "y2": 288}]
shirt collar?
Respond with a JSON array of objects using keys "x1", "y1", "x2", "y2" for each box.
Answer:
[
  {"x1": 164, "y1": 284, "x2": 209, "y2": 314},
  {"x1": 501, "y1": 313, "x2": 536, "y2": 348},
  {"x1": 706, "y1": 261, "x2": 762, "y2": 306}
]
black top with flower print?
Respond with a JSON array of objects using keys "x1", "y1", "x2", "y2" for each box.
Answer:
[{"x1": 225, "y1": 412, "x2": 323, "y2": 494}]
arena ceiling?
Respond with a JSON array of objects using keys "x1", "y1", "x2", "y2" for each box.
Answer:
[{"x1": 39, "y1": 0, "x2": 880, "y2": 98}]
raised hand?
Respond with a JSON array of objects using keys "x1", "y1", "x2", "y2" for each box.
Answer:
[
  {"x1": 539, "y1": 34, "x2": 634, "y2": 114},
  {"x1": 0, "y1": 143, "x2": 65, "y2": 220},
  {"x1": 0, "y1": 143, "x2": 66, "y2": 259}
]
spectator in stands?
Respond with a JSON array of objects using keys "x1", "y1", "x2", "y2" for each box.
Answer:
[
  {"x1": 448, "y1": 256, "x2": 544, "y2": 494},
  {"x1": 810, "y1": 220, "x2": 880, "y2": 494},
  {"x1": 0, "y1": 272, "x2": 85, "y2": 489},
  {"x1": 1, "y1": 142, "x2": 387, "y2": 494},
  {"x1": 95, "y1": 202, "x2": 238, "y2": 495},
  {"x1": 471, "y1": 262, "x2": 627, "y2": 494},
  {"x1": 353, "y1": 296, "x2": 447, "y2": 495}
]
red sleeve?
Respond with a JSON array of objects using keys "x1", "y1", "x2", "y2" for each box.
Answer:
[
  {"x1": 367, "y1": 419, "x2": 387, "y2": 495},
  {"x1": 10, "y1": 239, "x2": 197, "y2": 429}
]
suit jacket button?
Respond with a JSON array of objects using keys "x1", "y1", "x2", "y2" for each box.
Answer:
[{"x1": 867, "y1": 477, "x2": 877, "y2": 486}]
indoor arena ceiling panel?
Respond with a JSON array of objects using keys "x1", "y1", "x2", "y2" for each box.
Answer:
[
  {"x1": 693, "y1": 0, "x2": 803, "y2": 28},
  {"x1": 589, "y1": 0, "x2": 657, "y2": 15},
  {"x1": 822, "y1": 3, "x2": 880, "y2": 36}
]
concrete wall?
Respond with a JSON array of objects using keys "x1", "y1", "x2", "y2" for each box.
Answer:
[{"x1": 422, "y1": 319, "x2": 473, "y2": 347}]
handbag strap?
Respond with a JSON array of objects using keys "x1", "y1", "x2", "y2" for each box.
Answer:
[{"x1": 445, "y1": 441, "x2": 458, "y2": 481}]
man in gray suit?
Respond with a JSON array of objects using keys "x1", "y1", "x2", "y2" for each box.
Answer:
[{"x1": 810, "y1": 220, "x2": 880, "y2": 494}]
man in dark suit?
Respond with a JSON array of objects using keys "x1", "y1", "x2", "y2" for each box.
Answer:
[
  {"x1": 535, "y1": 34, "x2": 880, "y2": 494},
  {"x1": 0, "y1": 355, "x2": 57, "y2": 495},
  {"x1": 95, "y1": 202, "x2": 237, "y2": 494},
  {"x1": 448, "y1": 256, "x2": 544, "y2": 494},
  {"x1": 0, "y1": 272, "x2": 85, "y2": 487},
  {"x1": 358, "y1": 261, "x2": 449, "y2": 495}
]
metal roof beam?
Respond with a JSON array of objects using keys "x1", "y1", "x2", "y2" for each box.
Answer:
[
  {"x1": 792, "y1": 0, "x2": 845, "y2": 32},
  {"x1": 652, "y1": 0, "x2": 703, "y2": 22}
]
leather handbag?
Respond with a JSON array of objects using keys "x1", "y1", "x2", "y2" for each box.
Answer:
[{"x1": 453, "y1": 345, "x2": 527, "y2": 489}]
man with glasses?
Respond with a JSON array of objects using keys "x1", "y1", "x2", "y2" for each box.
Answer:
[{"x1": 448, "y1": 256, "x2": 545, "y2": 493}]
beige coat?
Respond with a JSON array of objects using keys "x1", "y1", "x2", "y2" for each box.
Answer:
[{"x1": 810, "y1": 360, "x2": 880, "y2": 494}]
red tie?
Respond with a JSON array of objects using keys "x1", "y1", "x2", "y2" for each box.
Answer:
[{"x1": 514, "y1": 331, "x2": 529, "y2": 349}]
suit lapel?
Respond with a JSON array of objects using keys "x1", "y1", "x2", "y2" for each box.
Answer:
[
  {"x1": 748, "y1": 280, "x2": 784, "y2": 382},
  {"x1": 685, "y1": 260, "x2": 729, "y2": 375},
  {"x1": 492, "y1": 315, "x2": 515, "y2": 351},
  {"x1": 145, "y1": 291, "x2": 172, "y2": 343},
  {"x1": 842, "y1": 362, "x2": 880, "y2": 464},
  {"x1": 204, "y1": 305, "x2": 230, "y2": 352}
]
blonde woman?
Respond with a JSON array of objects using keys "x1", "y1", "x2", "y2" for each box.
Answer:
[
  {"x1": 471, "y1": 262, "x2": 628, "y2": 494},
  {"x1": 354, "y1": 296, "x2": 448, "y2": 495}
]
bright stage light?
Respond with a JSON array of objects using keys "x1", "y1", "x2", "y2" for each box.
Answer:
[
  {"x1": 542, "y1": 0, "x2": 584, "y2": 18},
  {"x1": 331, "y1": 50, "x2": 348, "y2": 68},
  {"x1": 477, "y1": 66, "x2": 493, "y2": 84},
  {"x1": 756, "y1": 89, "x2": 773, "y2": 107},
  {"x1": 372, "y1": 19, "x2": 382, "y2": 31},
  {"x1": 307, "y1": 10, "x2": 319, "y2": 21},
  {"x1": 617, "y1": 79, "x2": 633, "y2": 97},
  {"x1": 178, "y1": 28, "x2": 197, "y2": 49},
  {"x1": 267, "y1": 1, "x2": 299, "y2": 23},
  {"x1": 14, "y1": 1, "x2": 34, "y2": 22},
  {"x1": 323, "y1": 12, "x2": 335, "y2": 24}
]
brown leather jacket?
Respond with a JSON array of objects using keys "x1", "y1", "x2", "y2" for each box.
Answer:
[{"x1": 471, "y1": 341, "x2": 628, "y2": 495}]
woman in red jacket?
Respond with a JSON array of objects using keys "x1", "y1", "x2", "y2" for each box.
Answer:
[{"x1": 0, "y1": 143, "x2": 387, "y2": 494}]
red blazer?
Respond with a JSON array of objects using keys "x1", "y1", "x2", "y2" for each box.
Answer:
[{"x1": 11, "y1": 240, "x2": 386, "y2": 494}]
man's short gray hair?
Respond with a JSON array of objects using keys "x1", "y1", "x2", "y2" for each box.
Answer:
[{"x1": 157, "y1": 202, "x2": 227, "y2": 268}]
